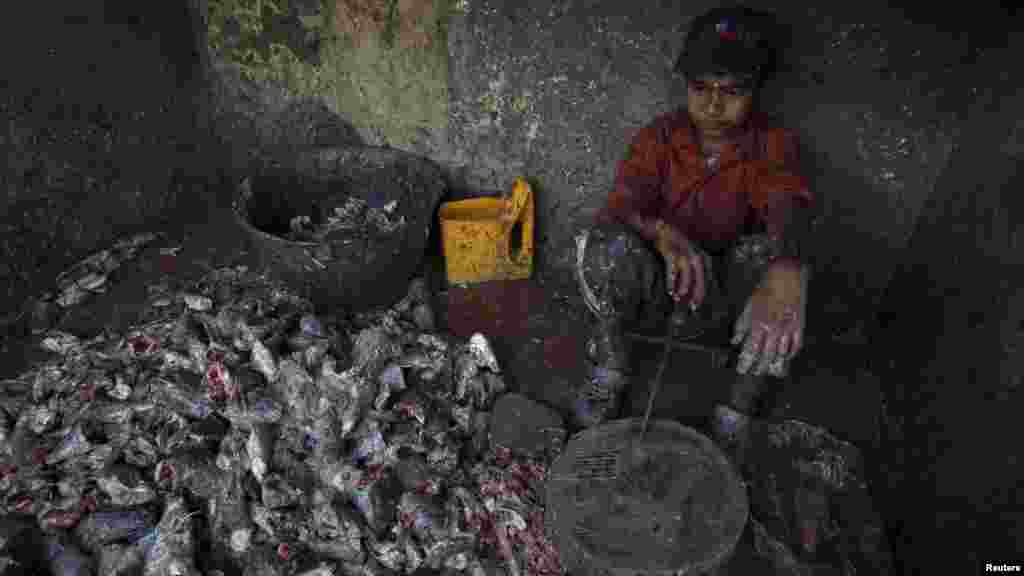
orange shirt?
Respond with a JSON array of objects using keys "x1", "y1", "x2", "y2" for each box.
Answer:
[{"x1": 598, "y1": 109, "x2": 813, "y2": 253}]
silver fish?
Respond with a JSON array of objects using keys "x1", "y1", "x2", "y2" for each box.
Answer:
[
  {"x1": 374, "y1": 362, "x2": 406, "y2": 411},
  {"x1": 354, "y1": 424, "x2": 388, "y2": 468},
  {"x1": 296, "y1": 565, "x2": 338, "y2": 576},
  {"x1": 151, "y1": 376, "x2": 213, "y2": 420},
  {"x1": 45, "y1": 533, "x2": 95, "y2": 576},
  {"x1": 300, "y1": 315, "x2": 324, "y2": 338},
  {"x1": 467, "y1": 333, "x2": 500, "y2": 373},
  {"x1": 96, "y1": 475, "x2": 157, "y2": 507},
  {"x1": 157, "y1": 350, "x2": 194, "y2": 373},
  {"x1": 183, "y1": 294, "x2": 213, "y2": 312},
  {"x1": 410, "y1": 303, "x2": 436, "y2": 333},
  {"x1": 421, "y1": 534, "x2": 477, "y2": 570},
  {"x1": 154, "y1": 451, "x2": 223, "y2": 500},
  {"x1": 247, "y1": 424, "x2": 274, "y2": 483},
  {"x1": 122, "y1": 435, "x2": 159, "y2": 469},
  {"x1": 57, "y1": 284, "x2": 90, "y2": 308},
  {"x1": 74, "y1": 508, "x2": 156, "y2": 552},
  {"x1": 208, "y1": 470, "x2": 253, "y2": 555},
  {"x1": 427, "y1": 443, "x2": 459, "y2": 477},
  {"x1": 275, "y1": 360, "x2": 316, "y2": 423},
  {"x1": 228, "y1": 527, "x2": 251, "y2": 554},
  {"x1": 393, "y1": 278, "x2": 427, "y2": 315},
  {"x1": 350, "y1": 480, "x2": 398, "y2": 537},
  {"x1": 260, "y1": 474, "x2": 303, "y2": 509},
  {"x1": 141, "y1": 496, "x2": 200, "y2": 576},
  {"x1": 308, "y1": 489, "x2": 365, "y2": 563},
  {"x1": 466, "y1": 557, "x2": 488, "y2": 576},
  {"x1": 97, "y1": 543, "x2": 146, "y2": 576},
  {"x1": 40, "y1": 331, "x2": 81, "y2": 355},
  {"x1": 108, "y1": 374, "x2": 133, "y2": 400},
  {"x1": 368, "y1": 534, "x2": 406, "y2": 572},
  {"x1": 298, "y1": 340, "x2": 330, "y2": 371},
  {"x1": 444, "y1": 552, "x2": 470, "y2": 571},
  {"x1": 351, "y1": 327, "x2": 401, "y2": 377},
  {"x1": 221, "y1": 396, "x2": 283, "y2": 427},
  {"x1": 77, "y1": 272, "x2": 108, "y2": 292},
  {"x1": 317, "y1": 360, "x2": 366, "y2": 438},
  {"x1": 450, "y1": 404, "x2": 473, "y2": 435},
  {"x1": 453, "y1": 356, "x2": 478, "y2": 406},
  {"x1": 249, "y1": 505, "x2": 277, "y2": 540},
  {"x1": 317, "y1": 455, "x2": 360, "y2": 494},
  {"x1": 250, "y1": 339, "x2": 278, "y2": 383},
  {"x1": 46, "y1": 425, "x2": 93, "y2": 465},
  {"x1": 248, "y1": 506, "x2": 303, "y2": 543},
  {"x1": 403, "y1": 537, "x2": 424, "y2": 575},
  {"x1": 397, "y1": 492, "x2": 448, "y2": 544},
  {"x1": 22, "y1": 405, "x2": 58, "y2": 435}
]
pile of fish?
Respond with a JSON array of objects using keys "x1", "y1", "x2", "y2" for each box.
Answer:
[
  {"x1": 22, "y1": 233, "x2": 163, "y2": 333},
  {"x1": 286, "y1": 197, "x2": 406, "y2": 243},
  {"x1": 0, "y1": 263, "x2": 566, "y2": 576}
]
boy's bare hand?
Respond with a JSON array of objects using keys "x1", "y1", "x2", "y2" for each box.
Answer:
[
  {"x1": 654, "y1": 221, "x2": 710, "y2": 309},
  {"x1": 732, "y1": 259, "x2": 808, "y2": 376}
]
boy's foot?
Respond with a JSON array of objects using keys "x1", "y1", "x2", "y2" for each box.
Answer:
[
  {"x1": 711, "y1": 404, "x2": 752, "y2": 467},
  {"x1": 571, "y1": 366, "x2": 627, "y2": 428},
  {"x1": 571, "y1": 318, "x2": 629, "y2": 429}
]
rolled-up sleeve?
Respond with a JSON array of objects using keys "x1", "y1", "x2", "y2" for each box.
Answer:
[
  {"x1": 598, "y1": 123, "x2": 667, "y2": 225},
  {"x1": 750, "y1": 129, "x2": 814, "y2": 248}
]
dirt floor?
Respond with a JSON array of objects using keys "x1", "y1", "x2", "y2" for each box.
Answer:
[{"x1": 0, "y1": 210, "x2": 887, "y2": 574}]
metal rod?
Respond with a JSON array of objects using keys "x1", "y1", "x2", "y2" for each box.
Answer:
[
  {"x1": 640, "y1": 320, "x2": 676, "y2": 439},
  {"x1": 624, "y1": 331, "x2": 728, "y2": 355}
]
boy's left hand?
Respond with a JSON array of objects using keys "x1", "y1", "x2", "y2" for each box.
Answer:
[{"x1": 732, "y1": 259, "x2": 808, "y2": 376}]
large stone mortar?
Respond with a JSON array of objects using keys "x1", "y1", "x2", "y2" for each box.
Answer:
[{"x1": 233, "y1": 146, "x2": 446, "y2": 313}]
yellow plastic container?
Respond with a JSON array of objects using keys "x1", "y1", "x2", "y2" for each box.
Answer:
[{"x1": 439, "y1": 177, "x2": 534, "y2": 285}]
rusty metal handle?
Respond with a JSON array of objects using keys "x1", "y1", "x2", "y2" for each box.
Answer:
[{"x1": 500, "y1": 178, "x2": 533, "y2": 265}]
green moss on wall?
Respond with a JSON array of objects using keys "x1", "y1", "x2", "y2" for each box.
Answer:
[
  {"x1": 322, "y1": 0, "x2": 451, "y2": 151},
  {"x1": 207, "y1": 0, "x2": 337, "y2": 93},
  {"x1": 207, "y1": 0, "x2": 453, "y2": 153}
]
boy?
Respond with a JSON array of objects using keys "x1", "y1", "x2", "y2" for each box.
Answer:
[{"x1": 573, "y1": 5, "x2": 814, "y2": 439}]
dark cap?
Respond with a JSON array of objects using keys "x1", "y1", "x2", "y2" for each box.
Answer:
[{"x1": 674, "y1": 5, "x2": 778, "y2": 85}]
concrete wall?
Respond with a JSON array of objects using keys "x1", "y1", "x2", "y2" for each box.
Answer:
[
  {"x1": 198, "y1": 0, "x2": 452, "y2": 194},
  {"x1": 874, "y1": 36, "x2": 1024, "y2": 570},
  {"x1": 0, "y1": 1, "x2": 209, "y2": 331}
]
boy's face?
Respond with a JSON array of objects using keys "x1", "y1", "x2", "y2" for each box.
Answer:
[{"x1": 686, "y1": 74, "x2": 754, "y2": 140}]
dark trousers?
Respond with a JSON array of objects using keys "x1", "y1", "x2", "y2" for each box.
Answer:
[
  {"x1": 575, "y1": 221, "x2": 777, "y2": 342},
  {"x1": 575, "y1": 222, "x2": 780, "y2": 413}
]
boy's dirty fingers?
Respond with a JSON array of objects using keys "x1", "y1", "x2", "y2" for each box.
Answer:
[
  {"x1": 756, "y1": 329, "x2": 780, "y2": 375},
  {"x1": 732, "y1": 301, "x2": 751, "y2": 346},
  {"x1": 789, "y1": 328, "x2": 804, "y2": 358},
  {"x1": 691, "y1": 248, "x2": 706, "y2": 309},
  {"x1": 737, "y1": 324, "x2": 766, "y2": 374},
  {"x1": 665, "y1": 256, "x2": 678, "y2": 298},
  {"x1": 776, "y1": 332, "x2": 792, "y2": 362},
  {"x1": 675, "y1": 252, "x2": 691, "y2": 303}
]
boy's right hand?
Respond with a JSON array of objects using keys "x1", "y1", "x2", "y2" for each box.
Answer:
[{"x1": 654, "y1": 221, "x2": 709, "y2": 309}]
